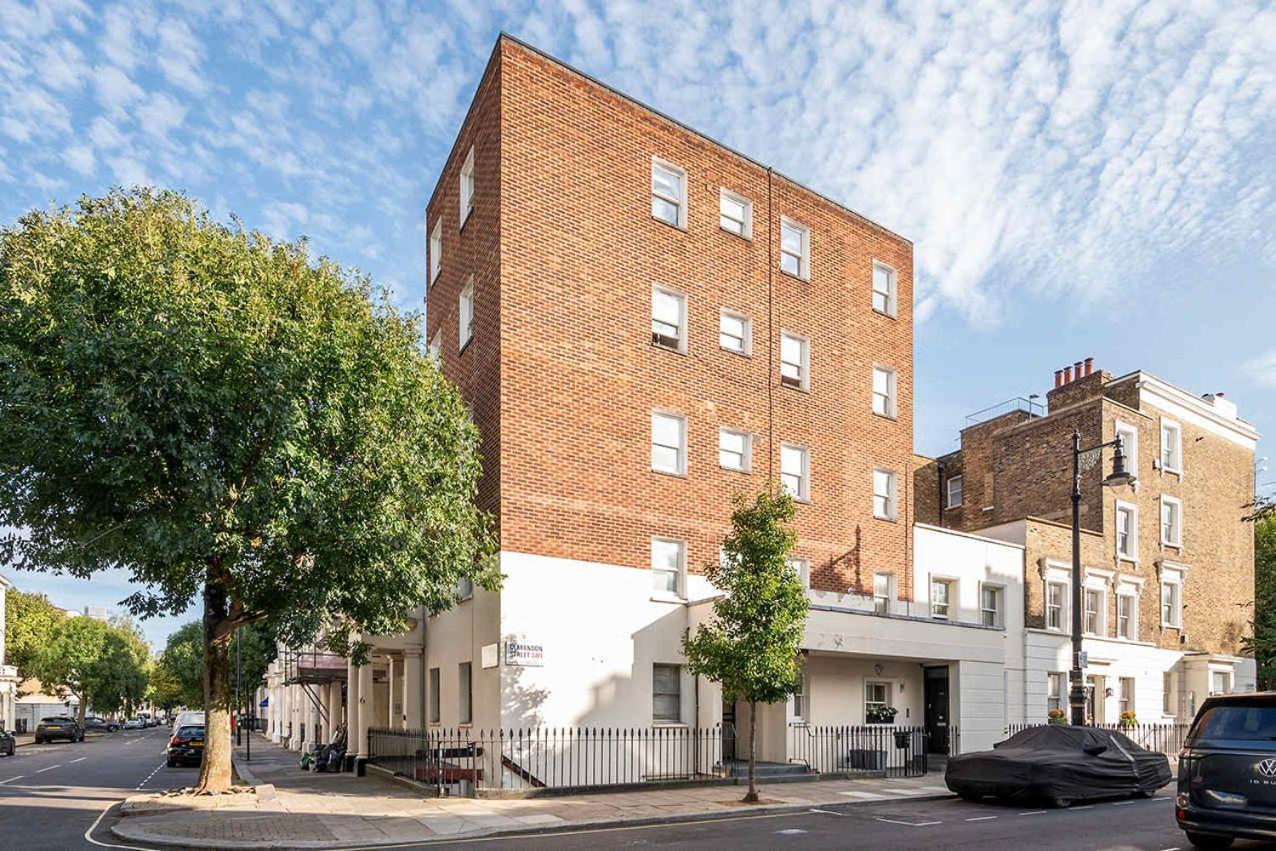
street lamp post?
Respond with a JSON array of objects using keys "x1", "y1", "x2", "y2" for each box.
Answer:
[{"x1": 1069, "y1": 429, "x2": 1136, "y2": 727}]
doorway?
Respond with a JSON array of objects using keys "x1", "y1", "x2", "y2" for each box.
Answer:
[
  {"x1": 722, "y1": 699, "x2": 737, "y2": 762},
  {"x1": 924, "y1": 666, "x2": 950, "y2": 754}
]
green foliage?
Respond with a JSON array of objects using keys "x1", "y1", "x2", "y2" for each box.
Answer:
[
  {"x1": 683, "y1": 489, "x2": 808, "y2": 705},
  {"x1": 0, "y1": 188, "x2": 497, "y2": 788},
  {"x1": 156, "y1": 620, "x2": 275, "y2": 710},
  {"x1": 3, "y1": 588, "x2": 66, "y2": 682},
  {"x1": 1245, "y1": 512, "x2": 1276, "y2": 686},
  {"x1": 29, "y1": 616, "x2": 147, "y2": 720}
]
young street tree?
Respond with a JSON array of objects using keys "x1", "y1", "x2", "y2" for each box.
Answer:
[
  {"x1": 30, "y1": 617, "x2": 147, "y2": 723},
  {"x1": 0, "y1": 190, "x2": 496, "y2": 792},
  {"x1": 682, "y1": 489, "x2": 808, "y2": 803},
  {"x1": 3, "y1": 588, "x2": 66, "y2": 683}
]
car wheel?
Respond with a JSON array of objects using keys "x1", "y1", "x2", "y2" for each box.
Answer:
[
  {"x1": 957, "y1": 788, "x2": 982, "y2": 802},
  {"x1": 1050, "y1": 797, "x2": 1073, "y2": 808},
  {"x1": 166, "y1": 758, "x2": 176, "y2": 768},
  {"x1": 34, "y1": 736, "x2": 43, "y2": 745},
  {"x1": 1185, "y1": 832, "x2": 1234, "y2": 850}
]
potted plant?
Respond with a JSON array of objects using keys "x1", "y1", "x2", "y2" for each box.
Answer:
[
  {"x1": 866, "y1": 705, "x2": 898, "y2": 725},
  {"x1": 1047, "y1": 708, "x2": 1067, "y2": 725},
  {"x1": 1119, "y1": 710, "x2": 1137, "y2": 728}
]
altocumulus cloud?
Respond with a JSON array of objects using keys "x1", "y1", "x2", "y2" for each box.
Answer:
[{"x1": 0, "y1": 0, "x2": 1272, "y2": 319}]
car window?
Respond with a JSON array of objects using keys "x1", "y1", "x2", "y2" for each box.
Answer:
[
  {"x1": 1189, "y1": 705, "x2": 1276, "y2": 743},
  {"x1": 176, "y1": 726, "x2": 205, "y2": 739}
]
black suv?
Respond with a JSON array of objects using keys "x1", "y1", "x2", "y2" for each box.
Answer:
[
  {"x1": 1177, "y1": 692, "x2": 1276, "y2": 849},
  {"x1": 35, "y1": 716, "x2": 84, "y2": 743},
  {"x1": 0, "y1": 726, "x2": 14, "y2": 757}
]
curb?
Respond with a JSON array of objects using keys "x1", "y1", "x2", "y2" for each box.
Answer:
[{"x1": 109, "y1": 791, "x2": 957, "y2": 849}]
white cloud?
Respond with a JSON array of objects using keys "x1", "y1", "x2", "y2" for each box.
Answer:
[
  {"x1": 136, "y1": 92, "x2": 187, "y2": 138},
  {"x1": 1244, "y1": 349, "x2": 1276, "y2": 389},
  {"x1": 63, "y1": 143, "x2": 95, "y2": 174},
  {"x1": 92, "y1": 64, "x2": 143, "y2": 111},
  {"x1": 156, "y1": 18, "x2": 206, "y2": 93}
]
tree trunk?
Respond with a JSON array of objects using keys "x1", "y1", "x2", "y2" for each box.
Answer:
[
  {"x1": 76, "y1": 692, "x2": 87, "y2": 726},
  {"x1": 743, "y1": 698, "x2": 759, "y2": 803},
  {"x1": 195, "y1": 580, "x2": 234, "y2": 793}
]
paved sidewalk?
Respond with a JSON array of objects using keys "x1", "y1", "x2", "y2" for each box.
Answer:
[{"x1": 110, "y1": 733, "x2": 954, "y2": 848}]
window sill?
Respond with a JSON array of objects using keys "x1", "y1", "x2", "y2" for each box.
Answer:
[
  {"x1": 651, "y1": 215, "x2": 687, "y2": 233},
  {"x1": 719, "y1": 226, "x2": 752, "y2": 242},
  {"x1": 780, "y1": 381, "x2": 810, "y2": 394},
  {"x1": 719, "y1": 464, "x2": 751, "y2": 474},
  {"x1": 458, "y1": 338, "x2": 473, "y2": 356},
  {"x1": 780, "y1": 269, "x2": 810, "y2": 283},
  {"x1": 652, "y1": 721, "x2": 688, "y2": 728},
  {"x1": 651, "y1": 468, "x2": 689, "y2": 479},
  {"x1": 650, "y1": 592, "x2": 686, "y2": 604},
  {"x1": 460, "y1": 207, "x2": 472, "y2": 231},
  {"x1": 790, "y1": 495, "x2": 811, "y2": 505},
  {"x1": 872, "y1": 411, "x2": 899, "y2": 422},
  {"x1": 720, "y1": 345, "x2": 751, "y2": 357},
  {"x1": 872, "y1": 307, "x2": 898, "y2": 320},
  {"x1": 1117, "y1": 555, "x2": 1139, "y2": 565},
  {"x1": 874, "y1": 514, "x2": 898, "y2": 523},
  {"x1": 651, "y1": 341, "x2": 688, "y2": 356},
  {"x1": 946, "y1": 503, "x2": 963, "y2": 511}
]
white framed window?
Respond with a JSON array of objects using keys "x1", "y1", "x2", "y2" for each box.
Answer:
[
  {"x1": 459, "y1": 146, "x2": 475, "y2": 228},
  {"x1": 651, "y1": 538, "x2": 686, "y2": 596},
  {"x1": 780, "y1": 443, "x2": 810, "y2": 502},
  {"x1": 1163, "y1": 672, "x2": 1176, "y2": 716},
  {"x1": 1160, "y1": 568, "x2": 1184, "y2": 628},
  {"x1": 1119, "y1": 677, "x2": 1135, "y2": 717},
  {"x1": 458, "y1": 277, "x2": 475, "y2": 351},
  {"x1": 1116, "y1": 501, "x2": 1138, "y2": 561},
  {"x1": 980, "y1": 584, "x2": 1003, "y2": 627},
  {"x1": 787, "y1": 557, "x2": 810, "y2": 589},
  {"x1": 428, "y1": 667, "x2": 441, "y2": 724},
  {"x1": 1046, "y1": 580, "x2": 1068, "y2": 631},
  {"x1": 719, "y1": 189, "x2": 752, "y2": 238},
  {"x1": 719, "y1": 309, "x2": 751, "y2": 355},
  {"x1": 1160, "y1": 419, "x2": 1182, "y2": 474},
  {"x1": 1047, "y1": 672, "x2": 1067, "y2": 712},
  {"x1": 650, "y1": 412, "x2": 687, "y2": 475},
  {"x1": 792, "y1": 670, "x2": 808, "y2": 722},
  {"x1": 945, "y1": 475, "x2": 963, "y2": 509},
  {"x1": 1083, "y1": 587, "x2": 1105, "y2": 635},
  {"x1": 780, "y1": 332, "x2": 809, "y2": 390},
  {"x1": 718, "y1": 428, "x2": 751, "y2": 472},
  {"x1": 864, "y1": 680, "x2": 892, "y2": 723},
  {"x1": 1210, "y1": 670, "x2": 1232, "y2": 696},
  {"x1": 1115, "y1": 420, "x2": 1138, "y2": 477},
  {"x1": 779, "y1": 218, "x2": 810, "y2": 279},
  {"x1": 873, "y1": 572, "x2": 894, "y2": 614},
  {"x1": 651, "y1": 158, "x2": 686, "y2": 228},
  {"x1": 871, "y1": 261, "x2": 897, "y2": 317},
  {"x1": 873, "y1": 469, "x2": 897, "y2": 520},
  {"x1": 652, "y1": 663, "x2": 682, "y2": 723},
  {"x1": 872, "y1": 365, "x2": 897, "y2": 417},
  {"x1": 651, "y1": 285, "x2": 687, "y2": 352},
  {"x1": 1161, "y1": 495, "x2": 1183, "y2": 548},
  {"x1": 458, "y1": 661, "x2": 472, "y2": 724},
  {"x1": 428, "y1": 218, "x2": 442, "y2": 286},
  {"x1": 428, "y1": 328, "x2": 443, "y2": 361},
  {"x1": 930, "y1": 578, "x2": 953, "y2": 620},
  {"x1": 1117, "y1": 591, "x2": 1137, "y2": 639}
]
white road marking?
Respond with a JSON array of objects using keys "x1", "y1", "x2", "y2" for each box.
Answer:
[
  {"x1": 0, "y1": 776, "x2": 24, "y2": 785},
  {"x1": 70, "y1": 757, "x2": 87, "y2": 763},
  {"x1": 917, "y1": 785, "x2": 951, "y2": 792},
  {"x1": 1071, "y1": 805, "x2": 1094, "y2": 810},
  {"x1": 875, "y1": 817, "x2": 943, "y2": 827},
  {"x1": 1017, "y1": 810, "x2": 1047, "y2": 816},
  {"x1": 135, "y1": 761, "x2": 166, "y2": 790},
  {"x1": 36, "y1": 764, "x2": 60, "y2": 773},
  {"x1": 1112, "y1": 800, "x2": 1138, "y2": 806},
  {"x1": 840, "y1": 790, "x2": 888, "y2": 800},
  {"x1": 777, "y1": 829, "x2": 807, "y2": 835},
  {"x1": 808, "y1": 808, "x2": 845, "y2": 816},
  {"x1": 965, "y1": 816, "x2": 998, "y2": 821}
]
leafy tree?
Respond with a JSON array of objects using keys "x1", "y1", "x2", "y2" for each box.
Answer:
[
  {"x1": 0, "y1": 189, "x2": 496, "y2": 792},
  {"x1": 682, "y1": 489, "x2": 808, "y2": 803},
  {"x1": 148, "y1": 656, "x2": 186, "y2": 712},
  {"x1": 3, "y1": 588, "x2": 66, "y2": 683},
  {"x1": 158, "y1": 620, "x2": 275, "y2": 714},
  {"x1": 29, "y1": 617, "x2": 147, "y2": 722},
  {"x1": 1245, "y1": 512, "x2": 1276, "y2": 686}
]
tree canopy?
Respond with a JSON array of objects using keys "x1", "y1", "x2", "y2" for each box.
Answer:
[
  {"x1": 3, "y1": 588, "x2": 66, "y2": 683},
  {"x1": 30, "y1": 616, "x2": 148, "y2": 721},
  {"x1": 156, "y1": 619, "x2": 275, "y2": 711},
  {"x1": 0, "y1": 189, "x2": 497, "y2": 790},
  {"x1": 1246, "y1": 511, "x2": 1276, "y2": 686}
]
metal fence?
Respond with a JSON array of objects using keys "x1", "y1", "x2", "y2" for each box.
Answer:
[
  {"x1": 787, "y1": 724, "x2": 935, "y2": 776},
  {"x1": 1005, "y1": 722, "x2": 1192, "y2": 755}
]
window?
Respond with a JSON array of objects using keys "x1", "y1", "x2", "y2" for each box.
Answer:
[
  {"x1": 1084, "y1": 587, "x2": 1105, "y2": 635},
  {"x1": 1161, "y1": 496, "x2": 1182, "y2": 548},
  {"x1": 872, "y1": 261, "x2": 897, "y2": 316},
  {"x1": 719, "y1": 310, "x2": 750, "y2": 355},
  {"x1": 780, "y1": 443, "x2": 810, "y2": 501},
  {"x1": 780, "y1": 332, "x2": 809, "y2": 390},
  {"x1": 872, "y1": 366, "x2": 897, "y2": 417},
  {"x1": 1046, "y1": 581, "x2": 1067, "y2": 631},
  {"x1": 931, "y1": 578, "x2": 953, "y2": 620},
  {"x1": 787, "y1": 557, "x2": 810, "y2": 588},
  {"x1": 719, "y1": 189, "x2": 751, "y2": 238},
  {"x1": 651, "y1": 538, "x2": 685, "y2": 596},
  {"x1": 1161, "y1": 573, "x2": 1183, "y2": 628},
  {"x1": 653, "y1": 663, "x2": 682, "y2": 723},
  {"x1": 459, "y1": 146, "x2": 475, "y2": 227},
  {"x1": 650, "y1": 412, "x2": 686, "y2": 475},
  {"x1": 1047, "y1": 672, "x2": 1067, "y2": 712},
  {"x1": 1119, "y1": 677, "x2": 1135, "y2": 717},
  {"x1": 718, "y1": 428, "x2": 751, "y2": 472},
  {"x1": 1117, "y1": 592, "x2": 1137, "y2": 639},
  {"x1": 779, "y1": 218, "x2": 810, "y2": 279},
  {"x1": 458, "y1": 277, "x2": 474, "y2": 351},
  {"x1": 981, "y1": 585, "x2": 1002, "y2": 627},
  {"x1": 1210, "y1": 671, "x2": 1231, "y2": 696},
  {"x1": 1163, "y1": 672, "x2": 1175, "y2": 716},
  {"x1": 874, "y1": 572, "x2": 894, "y2": 614},
  {"x1": 792, "y1": 671, "x2": 808, "y2": 722},
  {"x1": 428, "y1": 329, "x2": 443, "y2": 361},
  {"x1": 873, "y1": 469, "x2": 897, "y2": 520},
  {"x1": 458, "y1": 662, "x2": 472, "y2": 724},
  {"x1": 428, "y1": 667, "x2": 440, "y2": 723},
  {"x1": 864, "y1": 681, "x2": 891, "y2": 723},
  {"x1": 1116, "y1": 501, "x2": 1138, "y2": 560},
  {"x1": 651, "y1": 159, "x2": 686, "y2": 228},
  {"x1": 428, "y1": 219, "x2": 442, "y2": 285},
  {"x1": 1115, "y1": 421, "x2": 1138, "y2": 477},
  {"x1": 651, "y1": 285, "x2": 687, "y2": 352},
  {"x1": 1160, "y1": 419, "x2": 1182, "y2": 474},
  {"x1": 945, "y1": 475, "x2": 963, "y2": 509}
]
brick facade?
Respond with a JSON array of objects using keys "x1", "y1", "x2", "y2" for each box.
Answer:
[{"x1": 425, "y1": 37, "x2": 916, "y2": 599}]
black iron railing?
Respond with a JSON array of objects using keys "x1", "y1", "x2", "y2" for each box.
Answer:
[
  {"x1": 1005, "y1": 722, "x2": 1191, "y2": 754},
  {"x1": 787, "y1": 724, "x2": 933, "y2": 776}
]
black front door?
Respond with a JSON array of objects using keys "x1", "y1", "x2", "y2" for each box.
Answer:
[
  {"x1": 924, "y1": 666, "x2": 950, "y2": 754},
  {"x1": 722, "y1": 699, "x2": 737, "y2": 762}
]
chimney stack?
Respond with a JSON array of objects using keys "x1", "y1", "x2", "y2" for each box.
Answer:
[
  {"x1": 1074, "y1": 360, "x2": 1084, "y2": 380},
  {"x1": 1084, "y1": 357, "x2": 1093, "y2": 376},
  {"x1": 1063, "y1": 365, "x2": 1073, "y2": 383},
  {"x1": 1054, "y1": 369, "x2": 1064, "y2": 388}
]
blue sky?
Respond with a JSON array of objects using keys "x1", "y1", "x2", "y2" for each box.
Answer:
[{"x1": 2, "y1": 0, "x2": 1274, "y2": 649}]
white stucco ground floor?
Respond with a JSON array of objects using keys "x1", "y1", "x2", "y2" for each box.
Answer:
[{"x1": 0, "y1": 668, "x2": 17, "y2": 732}]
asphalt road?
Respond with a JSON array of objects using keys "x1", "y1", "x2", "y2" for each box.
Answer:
[{"x1": 0, "y1": 725, "x2": 192, "y2": 850}]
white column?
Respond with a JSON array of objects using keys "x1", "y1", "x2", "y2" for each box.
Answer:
[
  {"x1": 387, "y1": 655, "x2": 400, "y2": 729},
  {"x1": 403, "y1": 647, "x2": 424, "y2": 731},
  {"x1": 355, "y1": 662, "x2": 373, "y2": 763},
  {"x1": 346, "y1": 658, "x2": 360, "y2": 766}
]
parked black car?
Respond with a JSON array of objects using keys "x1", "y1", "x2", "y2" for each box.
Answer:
[
  {"x1": 0, "y1": 727, "x2": 14, "y2": 757},
  {"x1": 35, "y1": 716, "x2": 84, "y2": 743},
  {"x1": 166, "y1": 724, "x2": 205, "y2": 767},
  {"x1": 946, "y1": 724, "x2": 1171, "y2": 807},
  {"x1": 82, "y1": 716, "x2": 119, "y2": 733},
  {"x1": 1176, "y1": 692, "x2": 1276, "y2": 849}
]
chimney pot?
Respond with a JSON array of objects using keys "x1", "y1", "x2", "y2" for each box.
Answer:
[
  {"x1": 1084, "y1": 357, "x2": 1093, "y2": 376},
  {"x1": 1074, "y1": 361, "x2": 1084, "y2": 380},
  {"x1": 1064, "y1": 365, "x2": 1073, "y2": 383},
  {"x1": 1054, "y1": 369, "x2": 1064, "y2": 388}
]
